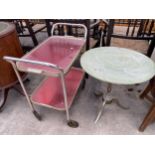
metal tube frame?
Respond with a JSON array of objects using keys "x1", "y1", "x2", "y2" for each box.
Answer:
[
  {"x1": 3, "y1": 56, "x2": 74, "y2": 124},
  {"x1": 3, "y1": 56, "x2": 62, "y2": 71},
  {"x1": 51, "y1": 22, "x2": 88, "y2": 40},
  {"x1": 60, "y1": 73, "x2": 70, "y2": 121}
]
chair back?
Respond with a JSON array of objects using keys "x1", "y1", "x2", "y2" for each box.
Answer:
[{"x1": 105, "y1": 19, "x2": 155, "y2": 57}]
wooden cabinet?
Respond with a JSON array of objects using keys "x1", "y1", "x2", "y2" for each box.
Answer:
[{"x1": 0, "y1": 22, "x2": 24, "y2": 89}]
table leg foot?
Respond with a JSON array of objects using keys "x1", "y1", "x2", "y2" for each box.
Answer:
[
  {"x1": 112, "y1": 98, "x2": 129, "y2": 110},
  {"x1": 94, "y1": 90, "x2": 103, "y2": 97}
]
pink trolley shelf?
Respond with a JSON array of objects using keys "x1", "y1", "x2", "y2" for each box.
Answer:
[
  {"x1": 4, "y1": 23, "x2": 87, "y2": 128},
  {"x1": 31, "y1": 67, "x2": 84, "y2": 111}
]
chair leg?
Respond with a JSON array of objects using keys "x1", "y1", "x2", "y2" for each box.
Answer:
[
  {"x1": 139, "y1": 104, "x2": 155, "y2": 132},
  {"x1": 0, "y1": 89, "x2": 10, "y2": 112},
  {"x1": 146, "y1": 35, "x2": 155, "y2": 57},
  {"x1": 45, "y1": 19, "x2": 51, "y2": 36},
  {"x1": 85, "y1": 20, "x2": 90, "y2": 50},
  {"x1": 24, "y1": 20, "x2": 38, "y2": 46},
  {"x1": 140, "y1": 78, "x2": 154, "y2": 99},
  {"x1": 140, "y1": 83, "x2": 152, "y2": 99}
]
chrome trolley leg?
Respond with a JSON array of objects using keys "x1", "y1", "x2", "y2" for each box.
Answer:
[
  {"x1": 7, "y1": 61, "x2": 42, "y2": 121},
  {"x1": 60, "y1": 73, "x2": 79, "y2": 128}
]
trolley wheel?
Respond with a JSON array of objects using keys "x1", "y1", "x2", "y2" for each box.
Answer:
[
  {"x1": 33, "y1": 110, "x2": 42, "y2": 121},
  {"x1": 67, "y1": 120, "x2": 79, "y2": 128}
]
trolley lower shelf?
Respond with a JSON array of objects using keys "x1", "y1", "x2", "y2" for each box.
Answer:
[{"x1": 31, "y1": 67, "x2": 84, "y2": 110}]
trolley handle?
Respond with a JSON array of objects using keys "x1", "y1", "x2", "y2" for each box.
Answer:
[
  {"x1": 51, "y1": 22, "x2": 88, "y2": 40},
  {"x1": 3, "y1": 56, "x2": 63, "y2": 72},
  {"x1": 90, "y1": 20, "x2": 100, "y2": 29}
]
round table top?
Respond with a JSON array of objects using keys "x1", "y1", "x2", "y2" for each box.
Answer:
[{"x1": 80, "y1": 47, "x2": 155, "y2": 85}]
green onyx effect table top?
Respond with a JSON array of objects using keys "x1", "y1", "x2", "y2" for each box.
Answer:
[{"x1": 80, "y1": 47, "x2": 155, "y2": 85}]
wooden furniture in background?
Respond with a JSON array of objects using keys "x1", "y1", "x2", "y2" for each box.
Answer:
[
  {"x1": 0, "y1": 19, "x2": 47, "y2": 49},
  {"x1": 16, "y1": 19, "x2": 47, "y2": 47},
  {"x1": 139, "y1": 77, "x2": 155, "y2": 131},
  {"x1": 104, "y1": 19, "x2": 155, "y2": 57},
  {"x1": 0, "y1": 22, "x2": 24, "y2": 111}
]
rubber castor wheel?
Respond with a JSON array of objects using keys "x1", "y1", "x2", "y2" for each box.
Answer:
[
  {"x1": 33, "y1": 110, "x2": 42, "y2": 121},
  {"x1": 67, "y1": 120, "x2": 79, "y2": 128}
]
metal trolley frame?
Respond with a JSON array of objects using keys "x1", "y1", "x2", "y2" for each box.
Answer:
[{"x1": 4, "y1": 23, "x2": 87, "y2": 128}]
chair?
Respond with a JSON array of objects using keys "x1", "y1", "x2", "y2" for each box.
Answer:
[
  {"x1": 103, "y1": 19, "x2": 155, "y2": 57},
  {"x1": 139, "y1": 77, "x2": 155, "y2": 131},
  {"x1": 17, "y1": 20, "x2": 47, "y2": 47}
]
